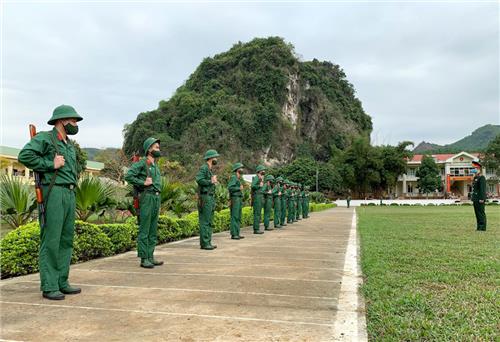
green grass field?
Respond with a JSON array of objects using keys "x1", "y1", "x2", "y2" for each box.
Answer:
[{"x1": 357, "y1": 206, "x2": 500, "y2": 341}]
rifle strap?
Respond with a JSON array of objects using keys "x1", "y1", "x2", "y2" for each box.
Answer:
[{"x1": 44, "y1": 132, "x2": 60, "y2": 209}]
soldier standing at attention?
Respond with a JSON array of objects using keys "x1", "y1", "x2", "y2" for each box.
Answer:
[
  {"x1": 471, "y1": 161, "x2": 487, "y2": 231},
  {"x1": 262, "y1": 174, "x2": 275, "y2": 231},
  {"x1": 196, "y1": 150, "x2": 220, "y2": 249},
  {"x1": 273, "y1": 177, "x2": 283, "y2": 228},
  {"x1": 18, "y1": 105, "x2": 83, "y2": 300},
  {"x1": 228, "y1": 162, "x2": 245, "y2": 240},
  {"x1": 280, "y1": 178, "x2": 288, "y2": 227},
  {"x1": 251, "y1": 165, "x2": 266, "y2": 234},
  {"x1": 303, "y1": 185, "x2": 310, "y2": 218},
  {"x1": 125, "y1": 137, "x2": 164, "y2": 268},
  {"x1": 296, "y1": 183, "x2": 303, "y2": 221},
  {"x1": 287, "y1": 181, "x2": 295, "y2": 224}
]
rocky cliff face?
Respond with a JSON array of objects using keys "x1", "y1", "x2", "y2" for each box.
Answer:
[{"x1": 123, "y1": 37, "x2": 372, "y2": 168}]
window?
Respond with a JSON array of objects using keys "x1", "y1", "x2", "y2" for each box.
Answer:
[{"x1": 407, "y1": 168, "x2": 417, "y2": 177}]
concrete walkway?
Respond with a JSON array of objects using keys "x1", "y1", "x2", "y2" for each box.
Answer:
[{"x1": 0, "y1": 208, "x2": 366, "y2": 341}]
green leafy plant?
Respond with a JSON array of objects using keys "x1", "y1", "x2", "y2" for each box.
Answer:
[
  {"x1": 0, "y1": 175, "x2": 36, "y2": 228},
  {"x1": 75, "y1": 175, "x2": 117, "y2": 221}
]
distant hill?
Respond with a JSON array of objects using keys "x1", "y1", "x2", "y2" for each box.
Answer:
[
  {"x1": 83, "y1": 147, "x2": 120, "y2": 161},
  {"x1": 122, "y1": 37, "x2": 372, "y2": 167},
  {"x1": 413, "y1": 124, "x2": 500, "y2": 154}
]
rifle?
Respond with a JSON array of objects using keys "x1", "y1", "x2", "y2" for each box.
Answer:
[{"x1": 29, "y1": 124, "x2": 46, "y2": 227}]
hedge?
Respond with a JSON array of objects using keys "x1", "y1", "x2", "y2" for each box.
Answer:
[{"x1": 0, "y1": 203, "x2": 334, "y2": 278}]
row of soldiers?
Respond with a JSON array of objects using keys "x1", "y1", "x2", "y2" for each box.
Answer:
[
  {"x1": 17, "y1": 105, "x2": 314, "y2": 299},
  {"x1": 195, "y1": 150, "x2": 311, "y2": 249}
]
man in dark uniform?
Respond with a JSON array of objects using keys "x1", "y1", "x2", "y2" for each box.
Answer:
[
  {"x1": 18, "y1": 104, "x2": 83, "y2": 300},
  {"x1": 471, "y1": 161, "x2": 487, "y2": 231},
  {"x1": 228, "y1": 162, "x2": 245, "y2": 240},
  {"x1": 196, "y1": 149, "x2": 220, "y2": 249},
  {"x1": 125, "y1": 137, "x2": 164, "y2": 268}
]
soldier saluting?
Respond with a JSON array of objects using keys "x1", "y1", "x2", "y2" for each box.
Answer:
[{"x1": 18, "y1": 105, "x2": 83, "y2": 300}]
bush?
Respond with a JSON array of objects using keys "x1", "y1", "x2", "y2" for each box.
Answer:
[
  {"x1": 72, "y1": 221, "x2": 114, "y2": 262},
  {"x1": 1, "y1": 203, "x2": 328, "y2": 278},
  {"x1": 0, "y1": 222, "x2": 40, "y2": 278},
  {"x1": 390, "y1": 203, "x2": 399, "y2": 206},
  {"x1": 309, "y1": 203, "x2": 336, "y2": 212},
  {"x1": 99, "y1": 223, "x2": 136, "y2": 254}
]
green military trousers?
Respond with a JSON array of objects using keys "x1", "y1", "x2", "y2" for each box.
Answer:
[
  {"x1": 303, "y1": 198, "x2": 309, "y2": 218},
  {"x1": 281, "y1": 196, "x2": 287, "y2": 226},
  {"x1": 137, "y1": 191, "x2": 160, "y2": 259},
  {"x1": 473, "y1": 201, "x2": 487, "y2": 231},
  {"x1": 263, "y1": 195, "x2": 273, "y2": 229},
  {"x1": 199, "y1": 194, "x2": 215, "y2": 247},
  {"x1": 297, "y1": 198, "x2": 302, "y2": 220},
  {"x1": 288, "y1": 199, "x2": 295, "y2": 223},
  {"x1": 274, "y1": 196, "x2": 281, "y2": 228},
  {"x1": 253, "y1": 194, "x2": 263, "y2": 232},
  {"x1": 39, "y1": 185, "x2": 76, "y2": 292},
  {"x1": 230, "y1": 196, "x2": 242, "y2": 237}
]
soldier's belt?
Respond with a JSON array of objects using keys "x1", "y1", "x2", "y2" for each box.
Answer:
[{"x1": 53, "y1": 184, "x2": 76, "y2": 191}]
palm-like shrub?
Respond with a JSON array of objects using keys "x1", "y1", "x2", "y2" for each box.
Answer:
[
  {"x1": 75, "y1": 175, "x2": 116, "y2": 221},
  {"x1": 160, "y1": 177, "x2": 197, "y2": 217},
  {"x1": 0, "y1": 175, "x2": 36, "y2": 228}
]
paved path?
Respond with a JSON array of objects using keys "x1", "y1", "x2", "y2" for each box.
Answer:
[{"x1": 0, "y1": 208, "x2": 366, "y2": 341}]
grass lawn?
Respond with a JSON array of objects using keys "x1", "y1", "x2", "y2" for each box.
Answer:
[{"x1": 357, "y1": 205, "x2": 499, "y2": 341}]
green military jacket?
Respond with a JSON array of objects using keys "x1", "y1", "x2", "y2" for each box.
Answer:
[
  {"x1": 18, "y1": 128, "x2": 79, "y2": 186},
  {"x1": 262, "y1": 183, "x2": 273, "y2": 199},
  {"x1": 471, "y1": 174, "x2": 487, "y2": 201},
  {"x1": 196, "y1": 163, "x2": 215, "y2": 195},
  {"x1": 125, "y1": 158, "x2": 161, "y2": 192},
  {"x1": 272, "y1": 184, "x2": 281, "y2": 198},
  {"x1": 228, "y1": 174, "x2": 243, "y2": 197},
  {"x1": 251, "y1": 176, "x2": 264, "y2": 196}
]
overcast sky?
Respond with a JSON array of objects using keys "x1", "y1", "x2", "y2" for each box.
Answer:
[{"x1": 2, "y1": 1, "x2": 499, "y2": 152}]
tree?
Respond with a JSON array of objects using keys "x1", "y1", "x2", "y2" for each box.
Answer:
[
  {"x1": 71, "y1": 139, "x2": 88, "y2": 179},
  {"x1": 0, "y1": 175, "x2": 36, "y2": 228},
  {"x1": 483, "y1": 134, "x2": 500, "y2": 183},
  {"x1": 416, "y1": 156, "x2": 441, "y2": 196},
  {"x1": 95, "y1": 148, "x2": 129, "y2": 183}
]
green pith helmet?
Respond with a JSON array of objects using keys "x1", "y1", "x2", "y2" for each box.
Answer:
[
  {"x1": 232, "y1": 162, "x2": 244, "y2": 172},
  {"x1": 264, "y1": 175, "x2": 275, "y2": 182},
  {"x1": 143, "y1": 137, "x2": 160, "y2": 155},
  {"x1": 47, "y1": 105, "x2": 83, "y2": 125},
  {"x1": 255, "y1": 165, "x2": 267, "y2": 173},
  {"x1": 204, "y1": 149, "x2": 220, "y2": 160},
  {"x1": 276, "y1": 176, "x2": 283, "y2": 182}
]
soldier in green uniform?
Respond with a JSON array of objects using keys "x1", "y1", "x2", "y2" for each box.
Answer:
[
  {"x1": 251, "y1": 165, "x2": 266, "y2": 234},
  {"x1": 347, "y1": 192, "x2": 352, "y2": 208},
  {"x1": 280, "y1": 178, "x2": 288, "y2": 227},
  {"x1": 125, "y1": 137, "x2": 163, "y2": 268},
  {"x1": 262, "y1": 174, "x2": 275, "y2": 231},
  {"x1": 287, "y1": 181, "x2": 295, "y2": 224},
  {"x1": 303, "y1": 185, "x2": 310, "y2": 218},
  {"x1": 296, "y1": 183, "x2": 302, "y2": 221},
  {"x1": 471, "y1": 161, "x2": 487, "y2": 231},
  {"x1": 301, "y1": 185, "x2": 307, "y2": 218},
  {"x1": 18, "y1": 105, "x2": 83, "y2": 300},
  {"x1": 228, "y1": 162, "x2": 245, "y2": 240},
  {"x1": 273, "y1": 176, "x2": 283, "y2": 228},
  {"x1": 196, "y1": 150, "x2": 220, "y2": 249}
]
